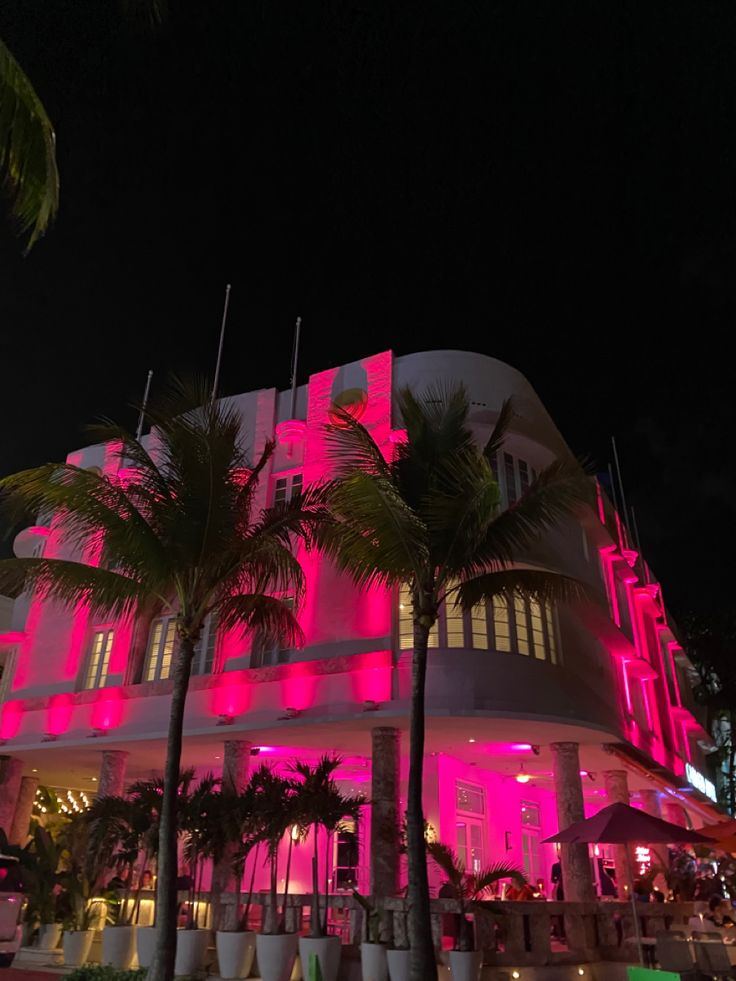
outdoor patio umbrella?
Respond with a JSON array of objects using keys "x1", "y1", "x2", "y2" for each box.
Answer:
[
  {"x1": 697, "y1": 818, "x2": 736, "y2": 853},
  {"x1": 543, "y1": 802, "x2": 714, "y2": 963}
]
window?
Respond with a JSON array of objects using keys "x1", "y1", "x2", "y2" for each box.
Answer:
[
  {"x1": 504, "y1": 453, "x2": 518, "y2": 505},
  {"x1": 471, "y1": 603, "x2": 488, "y2": 649},
  {"x1": 84, "y1": 629, "x2": 114, "y2": 689},
  {"x1": 398, "y1": 583, "x2": 438, "y2": 651},
  {"x1": 545, "y1": 603, "x2": 558, "y2": 664},
  {"x1": 446, "y1": 592, "x2": 464, "y2": 648},
  {"x1": 518, "y1": 460, "x2": 530, "y2": 495},
  {"x1": 522, "y1": 831, "x2": 542, "y2": 883},
  {"x1": 514, "y1": 596, "x2": 530, "y2": 655},
  {"x1": 529, "y1": 600, "x2": 546, "y2": 659},
  {"x1": 192, "y1": 614, "x2": 219, "y2": 676},
  {"x1": 274, "y1": 472, "x2": 303, "y2": 505},
  {"x1": 520, "y1": 801, "x2": 541, "y2": 828},
  {"x1": 457, "y1": 820, "x2": 484, "y2": 874},
  {"x1": 251, "y1": 598, "x2": 295, "y2": 667},
  {"x1": 145, "y1": 618, "x2": 176, "y2": 682},
  {"x1": 493, "y1": 597, "x2": 512, "y2": 652},
  {"x1": 456, "y1": 780, "x2": 485, "y2": 815},
  {"x1": 492, "y1": 596, "x2": 560, "y2": 662}
]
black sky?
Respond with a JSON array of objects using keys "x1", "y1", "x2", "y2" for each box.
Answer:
[{"x1": 0, "y1": 0, "x2": 734, "y2": 621}]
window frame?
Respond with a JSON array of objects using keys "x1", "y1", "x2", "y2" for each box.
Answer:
[{"x1": 83, "y1": 627, "x2": 115, "y2": 690}]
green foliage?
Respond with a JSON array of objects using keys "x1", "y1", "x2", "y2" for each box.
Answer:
[
  {"x1": 428, "y1": 840, "x2": 525, "y2": 951},
  {"x1": 289, "y1": 755, "x2": 365, "y2": 937},
  {"x1": 65, "y1": 965, "x2": 146, "y2": 981},
  {"x1": 0, "y1": 36, "x2": 59, "y2": 250},
  {"x1": 307, "y1": 952, "x2": 324, "y2": 981}
]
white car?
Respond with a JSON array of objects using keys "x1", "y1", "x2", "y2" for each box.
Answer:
[{"x1": 0, "y1": 855, "x2": 24, "y2": 967}]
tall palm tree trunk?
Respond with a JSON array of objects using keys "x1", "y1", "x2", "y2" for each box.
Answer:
[
  {"x1": 148, "y1": 634, "x2": 195, "y2": 981},
  {"x1": 407, "y1": 617, "x2": 435, "y2": 980},
  {"x1": 311, "y1": 830, "x2": 322, "y2": 937}
]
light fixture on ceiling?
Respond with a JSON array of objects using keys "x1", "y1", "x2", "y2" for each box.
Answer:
[
  {"x1": 216, "y1": 713, "x2": 234, "y2": 726},
  {"x1": 362, "y1": 700, "x2": 379, "y2": 712},
  {"x1": 515, "y1": 763, "x2": 531, "y2": 784},
  {"x1": 278, "y1": 707, "x2": 301, "y2": 721}
]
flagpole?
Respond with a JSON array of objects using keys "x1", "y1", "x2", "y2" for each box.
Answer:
[
  {"x1": 211, "y1": 283, "x2": 232, "y2": 405},
  {"x1": 135, "y1": 369, "x2": 154, "y2": 441},
  {"x1": 289, "y1": 316, "x2": 302, "y2": 419}
]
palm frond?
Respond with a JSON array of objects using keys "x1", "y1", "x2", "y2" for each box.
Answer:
[
  {"x1": 322, "y1": 471, "x2": 428, "y2": 589},
  {"x1": 427, "y1": 841, "x2": 465, "y2": 890},
  {"x1": 0, "y1": 36, "x2": 59, "y2": 250},
  {"x1": 471, "y1": 862, "x2": 526, "y2": 895},
  {"x1": 483, "y1": 399, "x2": 515, "y2": 461},
  {"x1": 324, "y1": 410, "x2": 393, "y2": 478},
  {"x1": 0, "y1": 557, "x2": 147, "y2": 617},
  {"x1": 462, "y1": 458, "x2": 593, "y2": 573},
  {"x1": 217, "y1": 592, "x2": 304, "y2": 649},
  {"x1": 454, "y1": 567, "x2": 589, "y2": 612}
]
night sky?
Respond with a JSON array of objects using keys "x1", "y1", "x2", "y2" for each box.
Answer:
[{"x1": 1, "y1": 0, "x2": 733, "y2": 622}]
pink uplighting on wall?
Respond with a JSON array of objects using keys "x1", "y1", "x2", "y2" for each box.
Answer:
[
  {"x1": 211, "y1": 679, "x2": 252, "y2": 718},
  {"x1": 90, "y1": 690, "x2": 124, "y2": 730},
  {"x1": 281, "y1": 661, "x2": 318, "y2": 711},
  {"x1": 46, "y1": 693, "x2": 74, "y2": 735},
  {"x1": 0, "y1": 700, "x2": 23, "y2": 739},
  {"x1": 0, "y1": 631, "x2": 26, "y2": 645},
  {"x1": 349, "y1": 650, "x2": 392, "y2": 703}
]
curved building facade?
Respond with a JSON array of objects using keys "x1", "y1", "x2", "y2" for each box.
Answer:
[{"x1": 0, "y1": 349, "x2": 719, "y2": 899}]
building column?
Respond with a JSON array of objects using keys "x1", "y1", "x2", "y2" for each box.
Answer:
[
  {"x1": 604, "y1": 769, "x2": 634, "y2": 898},
  {"x1": 9, "y1": 775, "x2": 39, "y2": 845},
  {"x1": 661, "y1": 799, "x2": 688, "y2": 827},
  {"x1": 370, "y1": 727, "x2": 401, "y2": 899},
  {"x1": 222, "y1": 739, "x2": 252, "y2": 795},
  {"x1": 638, "y1": 789, "x2": 662, "y2": 818},
  {"x1": 213, "y1": 740, "x2": 252, "y2": 930},
  {"x1": 551, "y1": 742, "x2": 595, "y2": 902},
  {"x1": 0, "y1": 756, "x2": 23, "y2": 835},
  {"x1": 97, "y1": 750, "x2": 129, "y2": 799}
]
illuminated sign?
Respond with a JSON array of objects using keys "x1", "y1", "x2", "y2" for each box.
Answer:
[
  {"x1": 635, "y1": 845, "x2": 651, "y2": 876},
  {"x1": 685, "y1": 763, "x2": 717, "y2": 802}
]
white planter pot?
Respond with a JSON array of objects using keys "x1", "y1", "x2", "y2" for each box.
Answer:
[
  {"x1": 448, "y1": 950, "x2": 483, "y2": 981},
  {"x1": 102, "y1": 925, "x2": 138, "y2": 969},
  {"x1": 63, "y1": 930, "x2": 95, "y2": 967},
  {"x1": 136, "y1": 926, "x2": 157, "y2": 969},
  {"x1": 37, "y1": 923, "x2": 62, "y2": 950},
  {"x1": 386, "y1": 949, "x2": 410, "y2": 981},
  {"x1": 361, "y1": 942, "x2": 388, "y2": 981},
  {"x1": 256, "y1": 933, "x2": 299, "y2": 981},
  {"x1": 175, "y1": 928, "x2": 211, "y2": 976},
  {"x1": 299, "y1": 936, "x2": 341, "y2": 981},
  {"x1": 216, "y1": 930, "x2": 256, "y2": 979}
]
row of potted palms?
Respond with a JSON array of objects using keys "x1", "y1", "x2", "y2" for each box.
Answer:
[{"x1": 19, "y1": 756, "x2": 364, "y2": 981}]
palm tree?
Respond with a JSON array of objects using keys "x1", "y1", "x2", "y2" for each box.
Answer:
[
  {"x1": 321, "y1": 385, "x2": 592, "y2": 980},
  {"x1": 0, "y1": 37, "x2": 59, "y2": 249},
  {"x1": 290, "y1": 755, "x2": 365, "y2": 938},
  {"x1": 0, "y1": 382, "x2": 323, "y2": 981},
  {"x1": 248, "y1": 764, "x2": 300, "y2": 935},
  {"x1": 427, "y1": 841, "x2": 525, "y2": 952}
]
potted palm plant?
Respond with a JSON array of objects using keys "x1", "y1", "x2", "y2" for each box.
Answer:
[
  {"x1": 252, "y1": 765, "x2": 300, "y2": 981},
  {"x1": 353, "y1": 890, "x2": 387, "y2": 981},
  {"x1": 126, "y1": 774, "x2": 166, "y2": 969},
  {"x1": 85, "y1": 793, "x2": 151, "y2": 970},
  {"x1": 177, "y1": 772, "x2": 221, "y2": 976},
  {"x1": 58, "y1": 863, "x2": 107, "y2": 967},
  {"x1": 428, "y1": 841, "x2": 525, "y2": 981},
  {"x1": 23, "y1": 826, "x2": 63, "y2": 950},
  {"x1": 291, "y1": 756, "x2": 364, "y2": 981},
  {"x1": 215, "y1": 781, "x2": 259, "y2": 980}
]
